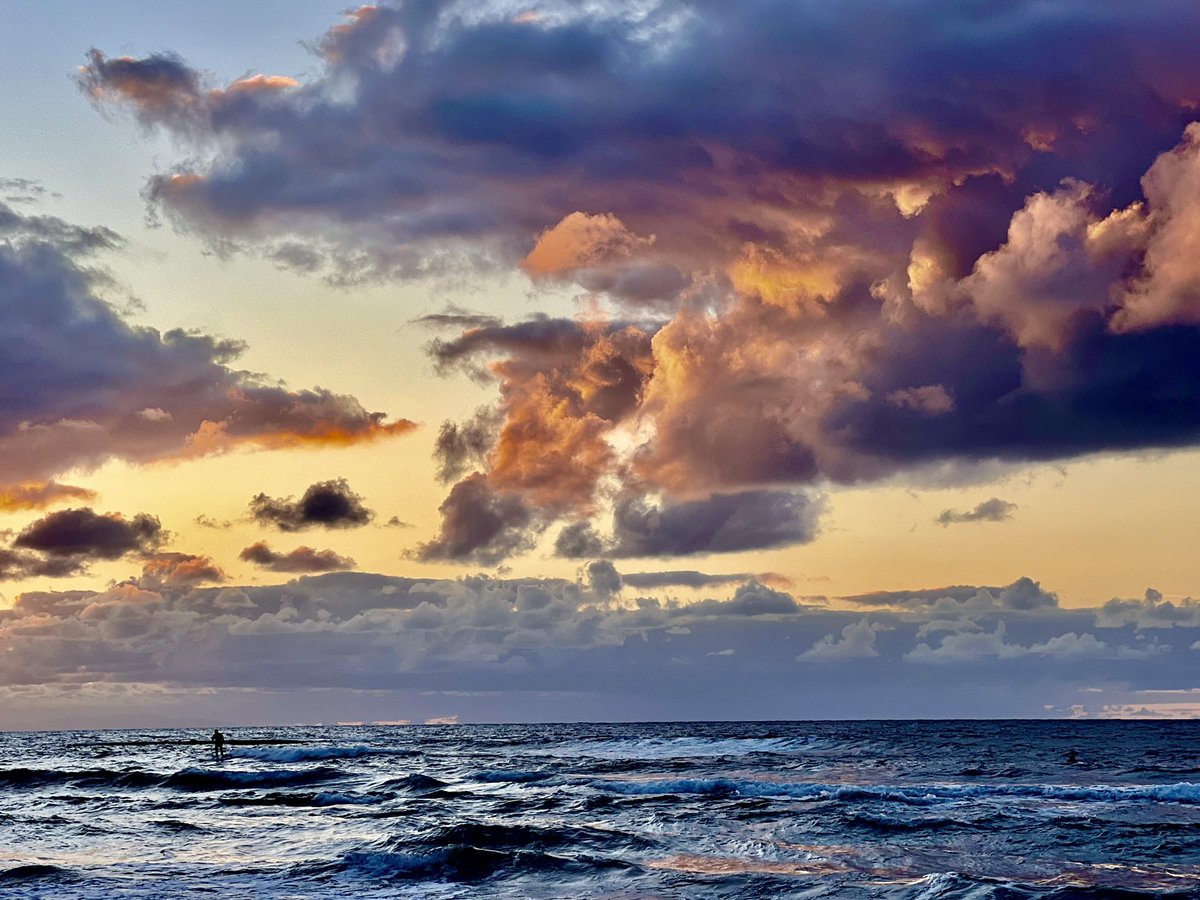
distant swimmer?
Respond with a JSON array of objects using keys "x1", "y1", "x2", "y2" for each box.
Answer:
[
  {"x1": 213, "y1": 729, "x2": 226, "y2": 758},
  {"x1": 1065, "y1": 749, "x2": 1078, "y2": 765}
]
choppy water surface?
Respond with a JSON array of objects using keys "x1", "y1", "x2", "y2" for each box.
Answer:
[{"x1": 3, "y1": 721, "x2": 1200, "y2": 898}]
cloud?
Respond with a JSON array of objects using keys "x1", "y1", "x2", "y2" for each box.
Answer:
[
  {"x1": 557, "y1": 491, "x2": 825, "y2": 559},
  {"x1": 936, "y1": 497, "x2": 1018, "y2": 526},
  {"x1": 619, "y1": 570, "x2": 764, "y2": 590},
  {"x1": 2, "y1": 571, "x2": 1195, "y2": 724},
  {"x1": 0, "y1": 481, "x2": 97, "y2": 511},
  {"x1": 586, "y1": 559, "x2": 622, "y2": 598},
  {"x1": 695, "y1": 580, "x2": 800, "y2": 616},
  {"x1": 1096, "y1": 588, "x2": 1200, "y2": 629},
  {"x1": 905, "y1": 622, "x2": 1027, "y2": 663},
  {"x1": 14, "y1": 508, "x2": 163, "y2": 559},
  {"x1": 0, "y1": 203, "x2": 415, "y2": 493},
  {"x1": 0, "y1": 549, "x2": 84, "y2": 581},
  {"x1": 434, "y1": 406, "x2": 502, "y2": 483},
  {"x1": 239, "y1": 541, "x2": 355, "y2": 573},
  {"x1": 139, "y1": 552, "x2": 227, "y2": 587},
  {"x1": 415, "y1": 473, "x2": 538, "y2": 565},
  {"x1": 80, "y1": 2, "x2": 1200, "y2": 564},
  {"x1": 414, "y1": 308, "x2": 503, "y2": 331},
  {"x1": 250, "y1": 479, "x2": 374, "y2": 531},
  {"x1": 82, "y1": 2, "x2": 1200, "y2": 286},
  {"x1": 799, "y1": 618, "x2": 884, "y2": 661},
  {"x1": 844, "y1": 576, "x2": 1059, "y2": 612},
  {"x1": 521, "y1": 212, "x2": 654, "y2": 278}
]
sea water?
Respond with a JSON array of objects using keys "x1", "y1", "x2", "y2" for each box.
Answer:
[{"x1": 2, "y1": 720, "x2": 1199, "y2": 898}]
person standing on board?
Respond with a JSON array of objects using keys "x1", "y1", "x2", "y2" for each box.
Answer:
[{"x1": 212, "y1": 728, "x2": 226, "y2": 759}]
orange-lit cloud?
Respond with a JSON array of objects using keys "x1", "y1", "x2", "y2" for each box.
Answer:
[
  {"x1": 0, "y1": 482, "x2": 97, "y2": 512},
  {"x1": 0, "y1": 203, "x2": 416, "y2": 487}
]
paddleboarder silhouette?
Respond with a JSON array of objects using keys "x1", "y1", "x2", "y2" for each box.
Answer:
[{"x1": 212, "y1": 728, "x2": 226, "y2": 759}]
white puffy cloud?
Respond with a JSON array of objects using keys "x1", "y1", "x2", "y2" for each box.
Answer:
[{"x1": 798, "y1": 618, "x2": 884, "y2": 661}]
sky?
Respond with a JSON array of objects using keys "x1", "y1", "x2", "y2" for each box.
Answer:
[{"x1": 2, "y1": 0, "x2": 1200, "y2": 728}]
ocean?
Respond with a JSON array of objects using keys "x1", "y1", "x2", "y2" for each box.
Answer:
[{"x1": 2, "y1": 720, "x2": 1199, "y2": 898}]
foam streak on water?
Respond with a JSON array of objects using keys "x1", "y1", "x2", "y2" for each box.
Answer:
[{"x1": 2, "y1": 721, "x2": 1199, "y2": 899}]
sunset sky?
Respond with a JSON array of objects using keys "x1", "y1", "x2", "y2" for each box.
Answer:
[{"x1": 3, "y1": 0, "x2": 1200, "y2": 728}]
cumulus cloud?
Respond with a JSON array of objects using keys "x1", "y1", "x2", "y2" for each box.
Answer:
[
  {"x1": 79, "y1": 2, "x2": 1200, "y2": 564},
  {"x1": 250, "y1": 479, "x2": 374, "y2": 531},
  {"x1": 1096, "y1": 588, "x2": 1200, "y2": 629},
  {"x1": 0, "y1": 203, "x2": 415, "y2": 495},
  {"x1": 239, "y1": 541, "x2": 355, "y2": 573},
  {"x1": 936, "y1": 497, "x2": 1018, "y2": 526},
  {"x1": 586, "y1": 559, "x2": 622, "y2": 598},
  {"x1": 799, "y1": 619, "x2": 885, "y2": 662}
]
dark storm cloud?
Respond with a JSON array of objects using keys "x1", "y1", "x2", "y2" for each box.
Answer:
[
  {"x1": 14, "y1": 508, "x2": 163, "y2": 559},
  {"x1": 558, "y1": 491, "x2": 824, "y2": 559},
  {"x1": 249, "y1": 479, "x2": 374, "y2": 531},
  {"x1": 936, "y1": 497, "x2": 1018, "y2": 526},
  {"x1": 238, "y1": 541, "x2": 355, "y2": 573},
  {"x1": 0, "y1": 203, "x2": 415, "y2": 492}
]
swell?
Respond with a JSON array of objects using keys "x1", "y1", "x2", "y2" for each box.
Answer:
[
  {"x1": 0, "y1": 767, "x2": 161, "y2": 790},
  {"x1": 310, "y1": 820, "x2": 648, "y2": 883},
  {"x1": 0, "y1": 863, "x2": 76, "y2": 883},
  {"x1": 588, "y1": 776, "x2": 1200, "y2": 805},
  {"x1": 163, "y1": 766, "x2": 347, "y2": 791},
  {"x1": 0, "y1": 763, "x2": 349, "y2": 793}
]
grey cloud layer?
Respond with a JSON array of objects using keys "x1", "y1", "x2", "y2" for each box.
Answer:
[{"x1": 2, "y1": 570, "x2": 1195, "y2": 719}]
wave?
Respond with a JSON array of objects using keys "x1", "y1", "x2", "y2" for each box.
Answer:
[
  {"x1": 151, "y1": 818, "x2": 210, "y2": 833},
  {"x1": 380, "y1": 773, "x2": 447, "y2": 792},
  {"x1": 330, "y1": 827, "x2": 640, "y2": 883},
  {"x1": 589, "y1": 777, "x2": 1200, "y2": 805},
  {"x1": 219, "y1": 790, "x2": 382, "y2": 807},
  {"x1": 227, "y1": 744, "x2": 414, "y2": 763},
  {"x1": 0, "y1": 863, "x2": 75, "y2": 883},
  {"x1": 0, "y1": 767, "x2": 160, "y2": 790},
  {"x1": 545, "y1": 735, "x2": 812, "y2": 760},
  {"x1": 162, "y1": 765, "x2": 347, "y2": 792},
  {"x1": 471, "y1": 769, "x2": 553, "y2": 783},
  {"x1": 893, "y1": 871, "x2": 1200, "y2": 900}
]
